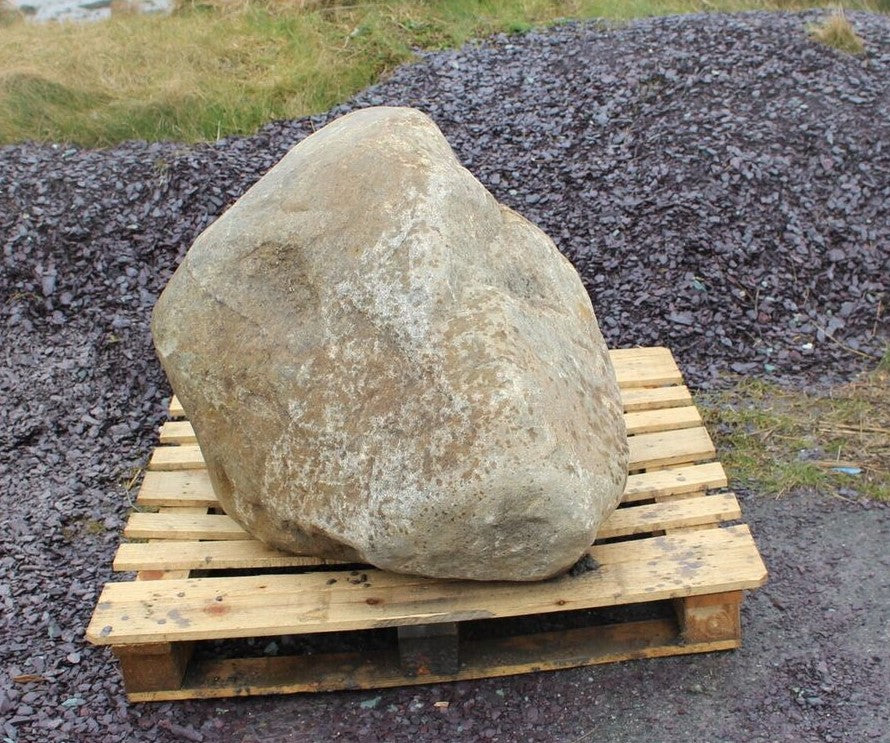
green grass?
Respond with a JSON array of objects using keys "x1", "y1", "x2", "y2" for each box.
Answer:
[
  {"x1": 698, "y1": 354, "x2": 890, "y2": 500},
  {"x1": 0, "y1": 0, "x2": 886, "y2": 147}
]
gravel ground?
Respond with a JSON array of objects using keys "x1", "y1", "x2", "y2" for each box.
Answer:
[{"x1": 1, "y1": 10, "x2": 888, "y2": 743}]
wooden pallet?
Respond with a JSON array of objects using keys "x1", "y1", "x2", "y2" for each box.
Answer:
[{"x1": 86, "y1": 346, "x2": 767, "y2": 702}]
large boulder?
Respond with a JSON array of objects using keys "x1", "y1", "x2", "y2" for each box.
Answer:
[{"x1": 152, "y1": 107, "x2": 628, "y2": 581}]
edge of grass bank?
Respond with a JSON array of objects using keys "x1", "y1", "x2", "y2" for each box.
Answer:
[
  {"x1": 0, "y1": 0, "x2": 887, "y2": 147},
  {"x1": 698, "y1": 350, "x2": 890, "y2": 502}
]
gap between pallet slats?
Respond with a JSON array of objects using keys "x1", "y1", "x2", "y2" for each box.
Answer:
[{"x1": 126, "y1": 618, "x2": 737, "y2": 701}]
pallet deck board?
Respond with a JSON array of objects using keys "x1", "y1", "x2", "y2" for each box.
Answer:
[
  {"x1": 89, "y1": 345, "x2": 767, "y2": 700},
  {"x1": 622, "y1": 462, "x2": 727, "y2": 502},
  {"x1": 120, "y1": 491, "x2": 741, "y2": 557},
  {"x1": 136, "y1": 461, "x2": 729, "y2": 509},
  {"x1": 147, "y1": 424, "x2": 717, "y2": 474},
  {"x1": 124, "y1": 512, "x2": 250, "y2": 541},
  {"x1": 606, "y1": 347, "x2": 683, "y2": 388},
  {"x1": 137, "y1": 470, "x2": 219, "y2": 508},
  {"x1": 158, "y1": 403, "x2": 703, "y2": 447},
  {"x1": 164, "y1": 348, "x2": 688, "y2": 422},
  {"x1": 620, "y1": 385, "x2": 693, "y2": 411},
  {"x1": 88, "y1": 525, "x2": 764, "y2": 645},
  {"x1": 623, "y1": 406, "x2": 701, "y2": 434}
]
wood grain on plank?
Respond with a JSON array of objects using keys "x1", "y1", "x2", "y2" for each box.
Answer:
[
  {"x1": 623, "y1": 462, "x2": 727, "y2": 502},
  {"x1": 158, "y1": 421, "x2": 197, "y2": 445},
  {"x1": 621, "y1": 385, "x2": 693, "y2": 412},
  {"x1": 87, "y1": 525, "x2": 766, "y2": 645},
  {"x1": 146, "y1": 425, "x2": 716, "y2": 474},
  {"x1": 624, "y1": 406, "x2": 701, "y2": 434},
  {"x1": 137, "y1": 470, "x2": 218, "y2": 508},
  {"x1": 609, "y1": 347, "x2": 683, "y2": 388},
  {"x1": 115, "y1": 540, "x2": 332, "y2": 572},
  {"x1": 155, "y1": 401, "x2": 703, "y2": 449},
  {"x1": 627, "y1": 427, "x2": 715, "y2": 471},
  {"x1": 166, "y1": 347, "x2": 686, "y2": 419},
  {"x1": 137, "y1": 461, "x2": 728, "y2": 511},
  {"x1": 125, "y1": 513, "x2": 248, "y2": 541},
  {"x1": 148, "y1": 445, "x2": 206, "y2": 472},
  {"x1": 115, "y1": 492, "x2": 740, "y2": 570}
]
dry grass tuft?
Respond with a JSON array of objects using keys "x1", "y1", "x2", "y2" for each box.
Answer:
[{"x1": 810, "y1": 7, "x2": 866, "y2": 54}]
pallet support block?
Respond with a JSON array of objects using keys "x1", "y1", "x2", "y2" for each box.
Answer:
[
  {"x1": 675, "y1": 591, "x2": 742, "y2": 646},
  {"x1": 113, "y1": 642, "x2": 195, "y2": 695},
  {"x1": 397, "y1": 622, "x2": 460, "y2": 677}
]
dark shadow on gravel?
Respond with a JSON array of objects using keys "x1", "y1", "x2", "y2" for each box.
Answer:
[{"x1": 0, "y1": 9, "x2": 888, "y2": 743}]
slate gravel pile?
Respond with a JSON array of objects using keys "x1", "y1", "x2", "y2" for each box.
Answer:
[{"x1": 0, "y1": 10, "x2": 888, "y2": 743}]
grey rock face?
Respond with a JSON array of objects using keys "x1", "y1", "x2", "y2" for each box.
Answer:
[{"x1": 152, "y1": 106, "x2": 628, "y2": 581}]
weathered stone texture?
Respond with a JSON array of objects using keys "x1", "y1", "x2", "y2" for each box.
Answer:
[{"x1": 152, "y1": 107, "x2": 628, "y2": 581}]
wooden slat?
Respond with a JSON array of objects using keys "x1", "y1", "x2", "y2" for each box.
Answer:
[
  {"x1": 115, "y1": 493, "x2": 740, "y2": 571},
  {"x1": 598, "y1": 493, "x2": 739, "y2": 539},
  {"x1": 138, "y1": 470, "x2": 218, "y2": 508},
  {"x1": 87, "y1": 525, "x2": 766, "y2": 645},
  {"x1": 623, "y1": 462, "x2": 727, "y2": 502},
  {"x1": 126, "y1": 617, "x2": 737, "y2": 701},
  {"x1": 154, "y1": 402, "x2": 703, "y2": 449},
  {"x1": 624, "y1": 406, "x2": 700, "y2": 434},
  {"x1": 165, "y1": 347, "x2": 685, "y2": 419},
  {"x1": 627, "y1": 427, "x2": 715, "y2": 471},
  {"x1": 621, "y1": 385, "x2": 693, "y2": 411},
  {"x1": 115, "y1": 540, "x2": 331, "y2": 572},
  {"x1": 148, "y1": 446, "x2": 206, "y2": 472},
  {"x1": 147, "y1": 426, "x2": 716, "y2": 474},
  {"x1": 125, "y1": 513, "x2": 248, "y2": 541},
  {"x1": 159, "y1": 421, "x2": 197, "y2": 445},
  {"x1": 609, "y1": 347, "x2": 683, "y2": 388},
  {"x1": 138, "y1": 461, "x2": 728, "y2": 511}
]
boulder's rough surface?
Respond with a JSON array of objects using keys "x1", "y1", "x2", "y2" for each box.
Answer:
[{"x1": 151, "y1": 106, "x2": 628, "y2": 581}]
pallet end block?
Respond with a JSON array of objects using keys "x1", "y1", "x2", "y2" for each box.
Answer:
[
  {"x1": 675, "y1": 591, "x2": 743, "y2": 646},
  {"x1": 113, "y1": 642, "x2": 195, "y2": 695}
]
